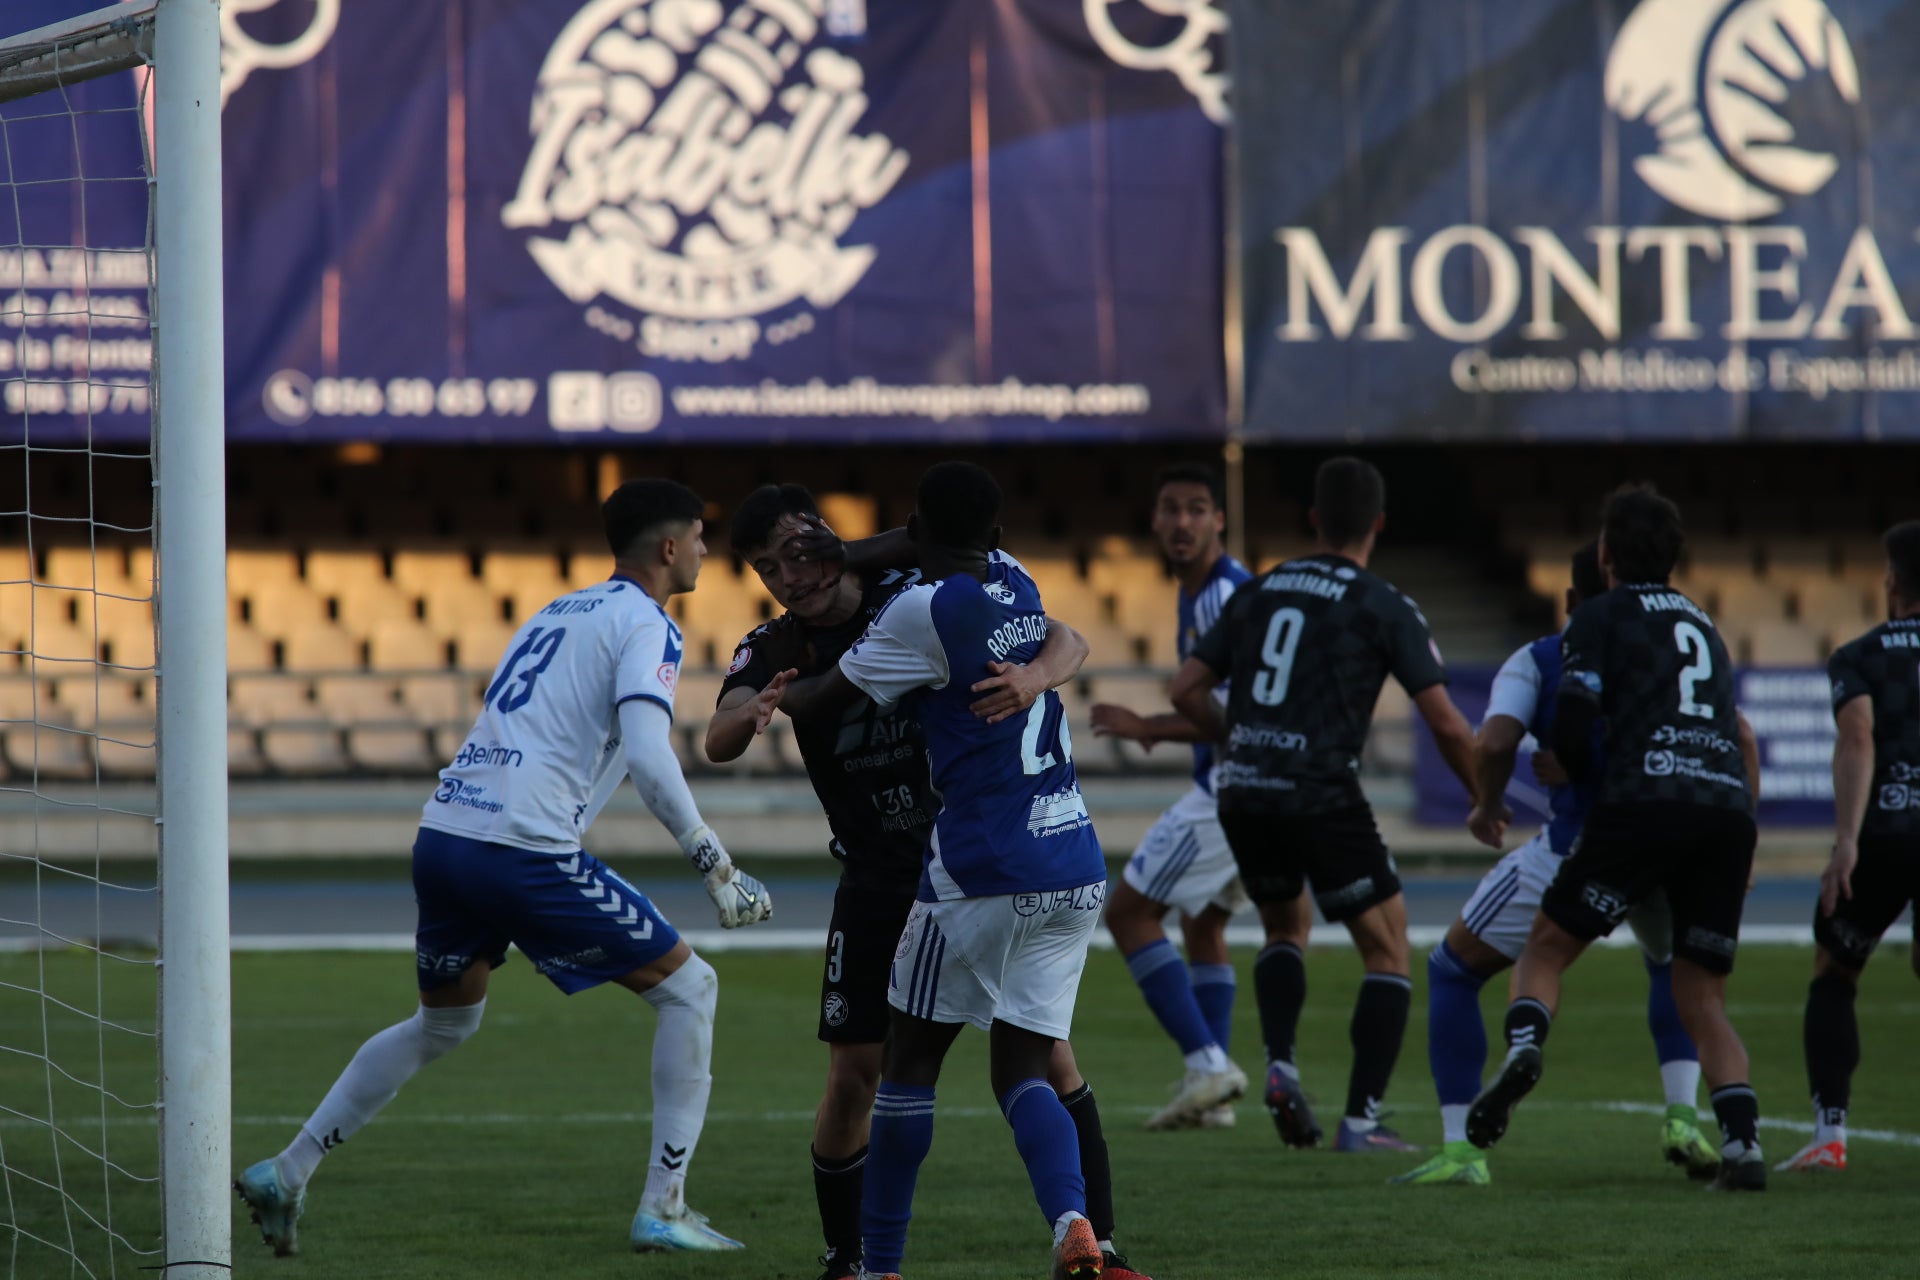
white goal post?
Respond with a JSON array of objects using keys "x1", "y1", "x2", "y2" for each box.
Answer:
[{"x1": 0, "y1": 1, "x2": 230, "y2": 1277}]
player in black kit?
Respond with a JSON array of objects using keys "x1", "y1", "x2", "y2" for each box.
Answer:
[
  {"x1": 1777, "y1": 521, "x2": 1920, "y2": 1175},
  {"x1": 705, "y1": 485, "x2": 1147, "y2": 1280},
  {"x1": 1170, "y1": 456, "x2": 1482, "y2": 1155},
  {"x1": 1467, "y1": 484, "x2": 1768, "y2": 1190}
]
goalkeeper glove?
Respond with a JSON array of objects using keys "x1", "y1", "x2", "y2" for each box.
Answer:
[{"x1": 679, "y1": 824, "x2": 773, "y2": 929}]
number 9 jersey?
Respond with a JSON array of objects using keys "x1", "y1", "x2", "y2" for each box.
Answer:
[
  {"x1": 1559, "y1": 583, "x2": 1751, "y2": 812},
  {"x1": 1193, "y1": 554, "x2": 1445, "y2": 816},
  {"x1": 420, "y1": 575, "x2": 684, "y2": 852}
]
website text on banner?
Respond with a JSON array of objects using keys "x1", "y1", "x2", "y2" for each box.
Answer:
[
  {"x1": 1414, "y1": 666, "x2": 1839, "y2": 829},
  {"x1": 1235, "y1": 0, "x2": 1920, "y2": 441},
  {"x1": 1, "y1": 0, "x2": 1228, "y2": 445}
]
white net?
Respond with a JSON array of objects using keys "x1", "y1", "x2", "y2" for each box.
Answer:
[{"x1": 0, "y1": 5, "x2": 164, "y2": 1275}]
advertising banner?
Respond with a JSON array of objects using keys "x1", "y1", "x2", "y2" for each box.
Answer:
[
  {"x1": 1414, "y1": 663, "x2": 1838, "y2": 830},
  {"x1": 1236, "y1": 0, "x2": 1920, "y2": 441},
  {"x1": 4, "y1": 0, "x2": 1227, "y2": 445}
]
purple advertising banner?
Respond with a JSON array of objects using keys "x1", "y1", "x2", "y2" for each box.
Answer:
[
  {"x1": 4, "y1": 0, "x2": 1227, "y2": 445},
  {"x1": 1415, "y1": 664, "x2": 1836, "y2": 829}
]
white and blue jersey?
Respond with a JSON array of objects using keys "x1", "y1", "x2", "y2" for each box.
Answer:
[
  {"x1": 1179, "y1": 554, "x2": 1252, "y2": 793},
  {"x1": 1484, "y1": 633, "x2": 1602, "y2": 856},
  {"x1": 420, "y1": 574, "x2": 684, "y2": 852},
  {"x1": 840, "y1": 550, "x2": 1106, "y2": 902}
]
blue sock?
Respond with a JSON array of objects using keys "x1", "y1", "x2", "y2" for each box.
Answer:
[
  {"x1": 1000, "y1": 1078, "x2": 1086, "y2": 1228},
  {"x1": 1427, "y1": 942, "x2": 1490, "y2": 1107},
  {"x1": 1125, "y1": 939, "x2": 1217, "y2": 1056},
  {"x1": 1644, "y1": 956, "x2": 1696, "y2": 1065},
  {"x1": 861, "y1": 1083, "x2": 935, "y2": 1274},
  {"x1": 1189, "y1": 962, "x2": 1236, "y2": 1054}
]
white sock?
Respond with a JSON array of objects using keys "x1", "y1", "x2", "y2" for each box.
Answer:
[
  {"x1": 640, "y1": 956, "x2": 718, "y2": 1216},
  {"x1": 1183, "y1": 1045, "x2": 1231, "y2": 1074},
  {"x1": 279, "y1": 1001, "x2": 484, "y2": 1191},
  {"x1": 1440, "y1": 1104, "x2": 1470, "y2": 1145},
  {"x1": 1815, "y1": 1112, "x2": 1847, "y2": 1147},
  {"x1": 1660, "y1": 1059, "x2": 1701, "y2": 1110},
  {"x1": 1051, "y1": 1210, "x2": 1087, "y2": 1246}
]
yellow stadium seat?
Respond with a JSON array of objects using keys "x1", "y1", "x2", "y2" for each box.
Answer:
[
  {"x1": 2, "y1": 708, "x2": 93, "y2": 780},
  {"x1": 281, "y1": 623, "x2": 363, "y2": 672},
  {"x1": 227, "y1": 623, "x2": 278, "y2": 673},
  {"x1": 452, "y1": 619, "x2": 517, "y2": 673},
  {"x1": 1744, "y1": 620, "x2": 1825, "y2": 667},
  {"x1": 369, "y1": 619, "x2": 448, "y2": 672}
]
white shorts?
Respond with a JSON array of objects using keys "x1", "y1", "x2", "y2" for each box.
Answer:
[
  {"x1": 1459, "y1": 832, "x2": 1673, "y2": 963},
  {"x1": 887, "y1": 883, "x2": 1105, "y2": 1039},
  {"x1": 1121, "y1": 786, "x2": 1248, "y2": 917}
]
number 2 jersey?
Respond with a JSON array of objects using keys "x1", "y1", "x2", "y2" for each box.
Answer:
[
  {"x1": 1828, "y1": 616, "x2": 1920, "y2": 837},
  {"x1": 420, "y1": 575, "x2": 682, "y2": 852},
  {"x1": 838, "y1": 550, "x2": 1105, "y2": 902},
  {"x1": 721, "y1": 571, "x2": 935, "y2": 893},
  {"x1": 1558, "y1": 584, "x2": 1751, "y2": 813},
  {"x1": 1193, "y1": 553, "x2": 1446, "y2": 815}
]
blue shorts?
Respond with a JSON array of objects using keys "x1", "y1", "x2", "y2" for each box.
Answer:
[{"x1": 412, "y1": 827, "x2": 681, "y2": 994}]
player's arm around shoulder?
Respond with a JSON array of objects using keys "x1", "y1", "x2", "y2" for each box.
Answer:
[
  {"x1": 969, "y1": 615, "x2": 1089, "y2": 725},
  {"x1": 788, "y1": 580, "x2": 946, "y2": 718}
]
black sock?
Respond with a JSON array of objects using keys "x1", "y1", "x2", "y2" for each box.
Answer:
[
  {"x1": 1804, "y1": 974, "x2": 1859, "y2": 1124},
  {"x1": 1504, "y1": 997, "x2": 1552, "y2": 1054},
  {"x1": 1253, "y1": 942, "x2": 1307, "y2": 1067},
  {"x1": 811, "y1": 1145, "x2": 866, "y2": 1266},
  {"x1": 1059, "y1": 1083, "x2": 1115, "y2": 1245},
  {"x1": 1710, "y1": 1083, "x2": 1761, "y2": 1154},
  {"x1": 1345, "y1": 973, "x2": 1412, "y2": 1121}
]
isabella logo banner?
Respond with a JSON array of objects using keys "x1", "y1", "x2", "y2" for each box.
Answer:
[
  {"x1": 1, "y1": 0, "x2": 1224, "y2": 445},
  {"x1": 1236, "y1": 0, "x2": 1920, "y2": 441}
]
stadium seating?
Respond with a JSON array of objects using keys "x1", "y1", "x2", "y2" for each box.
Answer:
[{"x1": 2, "y1": 440, "x2": 1907, "y2": 780}]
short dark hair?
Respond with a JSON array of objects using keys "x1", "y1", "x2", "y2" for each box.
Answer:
[
  {"x1": 729, "y1": 483, "x2": 818, "y2": 556},
  {"x1": 1885, "y1": 521, "x2": 1920, "y2": 600},
  {"x1": 1313, "y1": 456, "x2": 1385, "y2": 549},
  {"x1": 1570, "y1": 540, "x2": 1607, "y2": 604},
  {"x1": 915, "y1": 461, "x2": 1002, "y2": 550},
  {"x1": 1153, "y1": 463, "x2": 1225, "y2": 509},
  {"x1": 1601, "y1": 483, "x2": 1684, "y2": 584},
  {"x1": 602, "y1": 478, "x2": 704, "y2": 557}
]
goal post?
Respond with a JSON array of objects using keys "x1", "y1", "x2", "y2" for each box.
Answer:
[
  {"x1": 150, "y1": 0, "x2": 232, "y2": 1276},
  {"x1": 0, "y1": 1, "x2": 230, "y2": 1276}
]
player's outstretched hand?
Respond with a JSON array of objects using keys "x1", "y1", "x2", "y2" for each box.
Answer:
[
  {"x1": 1089, "y1": 703, "x2": 1153, "y2": 750},
  {"x1": 970, "y1": 661, "x2": 1046, "y2": 724},
  {"x1": 1466, "y1": 800, "x2": 1511, "y2": 850},
  {"x1": 705, "y1": 858, "x2": 774, "y2": 929},
  {"x1": 1819, "y1": 838, "x2": 1857, "y2": 917},
  {"x1": 1530, "y1": 749, "x2": 1570, "y2": 787},
  {"x1": 750, "y1": 669, "x2": 798, "y2": 734}
]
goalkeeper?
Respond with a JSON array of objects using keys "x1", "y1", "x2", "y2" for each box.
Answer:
[{"x1": 235, "y1": 479, "x2": 773, "y2": 1258}]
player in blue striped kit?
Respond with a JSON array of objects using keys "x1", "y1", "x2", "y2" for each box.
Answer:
[
  {"x1": 1091, "y1": 465, "x2": 1263, "y2": 1130},
  {"x1": 1392, "y1": 543, "x2": 1719, "y2": 1186},
  {"x1": 778, "y1": 463, "x2": 1110, "y2": 1280}
]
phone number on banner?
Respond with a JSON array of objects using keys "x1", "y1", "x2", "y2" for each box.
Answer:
[{"x1": 263, "y1": 373, "x2": 539, "y2": 424}]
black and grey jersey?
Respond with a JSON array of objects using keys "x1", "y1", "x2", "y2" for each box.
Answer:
[
  {"x1": 1559, "y1": 584, "x2": 1751, "y2": 813},
  {"x1": 722, "y1": 572, "x2": 932, "y2": 891},
  {"x1": 1192, "y1": 554, "x2": 1446, "y2": 815},
  {"x1": 1828, "y1": 617, "x2": 1920, "y2": 838}
]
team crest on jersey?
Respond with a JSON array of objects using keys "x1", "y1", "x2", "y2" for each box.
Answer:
[
  {"x1": 657, "y1": 663, "x2": 680, "y2": 694},
  {"x1": 984, "y1": 582, "x2": 1017, "y2": 605},
  {"x1": 822, "y1": 991, "x2": 848, "y2": 1026},
  {"x1": 502, "y1": 0, "x2": 912, "y2": 363},
  {"x1": 727, "y1": 646, "x2": 753, "y2": 675}
]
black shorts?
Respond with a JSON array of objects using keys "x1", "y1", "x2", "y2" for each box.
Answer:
[
  {"x1": 1217, "y1": 804, "x2": 1400, "y2": 922},
  {"x1": 819, "y1": 878, "x2": 919, "y2": 1044},
  {"x1": 1541, "y1": 802, "x2": 1756, "y2": 975},
  {"x1": 1813, "y1": 834, "x2": 1920, "y2": 971}
]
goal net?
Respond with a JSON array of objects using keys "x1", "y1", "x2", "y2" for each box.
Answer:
[{"x1": 0, "y1": 3, "x2": 228, "y2": 1277}]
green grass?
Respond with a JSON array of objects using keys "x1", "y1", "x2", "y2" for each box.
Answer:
[{"x1": 4, "y1": 943, "x2": 1920, "y2": 1279}]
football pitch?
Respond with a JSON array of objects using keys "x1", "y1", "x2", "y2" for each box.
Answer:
[{"x1": 5, "y1": 942, "x2": 1920, "y2": 1279}]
